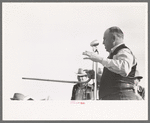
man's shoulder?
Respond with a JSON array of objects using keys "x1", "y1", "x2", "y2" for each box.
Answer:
[
  {"x1": 117, "y1": 47, "x2": 133, "y2": 55},
  {"x1": 73, "y1": 84, "x2": 78, "y2": 89}
]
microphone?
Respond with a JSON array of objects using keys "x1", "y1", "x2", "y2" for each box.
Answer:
[{"x1": 90, "y1": 40, "x2": 99, "y2": 47}]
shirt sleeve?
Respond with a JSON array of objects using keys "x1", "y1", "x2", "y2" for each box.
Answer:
[{"x1": 101, "y1": 48, "x2": 136, "y2": 77}]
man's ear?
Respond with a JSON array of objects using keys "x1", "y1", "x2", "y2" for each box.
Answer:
[
  {"x1": 111, "y1": 35, "x2": 115, "y2": 45},
  {"x1": 112, "y1": 40, "x2": 116, "y2": 46}
]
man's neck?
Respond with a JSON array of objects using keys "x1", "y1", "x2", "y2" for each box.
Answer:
[{"x1": 111, "y1": 41, "x2": 124, "y2": 53}]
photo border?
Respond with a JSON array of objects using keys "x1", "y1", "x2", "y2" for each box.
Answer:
[{"x1": 1, "y1": 0, "x2": 149, "y2": 123}]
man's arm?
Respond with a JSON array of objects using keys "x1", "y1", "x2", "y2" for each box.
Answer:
[
  {"x1": 71, "y1": 85, "x2": 76, "y2": 100},
  {"x1": 101, "y1": 49, "x2": 135, "y2": 76},
  {"x1": 83, "y1": 49, "x2": 135, "y2": 77}
]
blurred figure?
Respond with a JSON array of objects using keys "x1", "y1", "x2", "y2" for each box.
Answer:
[
  {"x1": 133, "y1": 70, "x2": 145, "y2": 100},
  {"x1": 96, "y1": 67, "x2": 103, "y2": 99},
  {"x1": 71, "y1": 68, "x2": 94, "y2": 100},
  {"x1": 137, "y1": 85, "x2": 145, "y2": 100},
  {"x1": 10, "y1": 93, "x2": 34, "y2": 101},
  {"x1": 10, "y1": 93, "x2": 52, "y2": 101},
  {"x1": 97, "y1": 67, "x2": 103, "y2": 88}
]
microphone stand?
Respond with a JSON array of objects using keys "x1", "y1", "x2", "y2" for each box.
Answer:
[{"x1": 92, "y1": 46, "x2": 99, "y2": 100}]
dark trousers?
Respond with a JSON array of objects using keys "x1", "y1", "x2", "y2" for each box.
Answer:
[{"x1": 100, "y1": 90, "x2": 143, "y2": 100}]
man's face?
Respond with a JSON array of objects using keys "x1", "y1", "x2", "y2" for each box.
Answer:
[
  {"x1": 77, "y1": 75, "x2": 87, "y2": 82},
  {"x1": 103, "y1": 29, "x2": 114, "y2": 52}
]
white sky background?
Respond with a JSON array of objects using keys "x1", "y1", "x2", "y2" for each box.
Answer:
[{"x1": 2, "y1": 2, "x2": 148, "y2": 120}]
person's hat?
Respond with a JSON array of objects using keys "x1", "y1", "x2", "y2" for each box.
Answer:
[
  {"x1": 10, "y1": 93, "x2": 26, "y2": 100},
  {"x1": 76, "y1": 68, "x2": 87, "y2": 76},
  {"x1": 135, "y1": 70, "x2": 143, "y2": 80}
]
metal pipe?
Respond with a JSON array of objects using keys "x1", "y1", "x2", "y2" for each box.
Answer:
[{"x1": 22, "y1": 77, "x2": 91, "y2": 84}]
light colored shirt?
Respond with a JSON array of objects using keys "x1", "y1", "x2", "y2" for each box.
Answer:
[{"x1": 101, "y1": 43, "x2": 137, "y2": 77}]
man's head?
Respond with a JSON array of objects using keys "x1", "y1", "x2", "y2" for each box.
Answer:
[
  {"x1": 10, "y1": 93, "x2": 34, "y2": 101},
  {"x1": 76, "y1": 68, "x2": 87, "y2": 82},
  {"x1": 103, "y1": 26, "x2": 124, "y2": 52},
  {"x1": 10, "y1": 93, "x2": 26, "y2": 100},
  {"x1": 134, "y1": 70, "x2": 143, "y2": 86}
]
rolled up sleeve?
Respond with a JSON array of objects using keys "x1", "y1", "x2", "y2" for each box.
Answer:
[{"x1": 101, "y1": 49, "x2": 135, "y2": 77}]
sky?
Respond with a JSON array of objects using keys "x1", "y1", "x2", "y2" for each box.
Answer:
[{"x1": 2, "y1": 2, "x2": 148, "y2": 120}]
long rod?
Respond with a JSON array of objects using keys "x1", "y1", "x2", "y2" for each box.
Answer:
[
  {"x1": 95, "y1": 62, "x2": 98, "y2": 100},
  {"x1": 22, "y1": 77, "x2": 91, "y2": 84},
  {"x1": 94, "y1": 62, "x2": 97, "y2": 100},
  {"x1": 93, "y1": 48, "x2": 99, "y2": 100},
  {"x1": 95, "y1": 49, "x2": 99, "y2": 100},
  {"x1": 92, "y1": 61, "x2": 95, "y2": 100},
  {"x1": 92, "y1": 47, "x2": 98, "y2": 100}
]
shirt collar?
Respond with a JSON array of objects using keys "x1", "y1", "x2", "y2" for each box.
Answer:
[{"x1": 110, "y1": 43, "x2": 124, "y2": 53}]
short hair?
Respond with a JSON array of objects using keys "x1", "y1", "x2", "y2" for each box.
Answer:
[{"x1": 108, "y1": 26, "x2": 124, "y2": 39}]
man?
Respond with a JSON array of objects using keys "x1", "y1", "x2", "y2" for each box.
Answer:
[
  {"x1": 137, "y1": 85, "x2": 145, "y2": 100},
  {"x1": 10, "y1": 93, "x2": 34, "y2": 100},
  {"x1": 10, "y1": 93, "x2": 52, "y2": 101},
  {"x1": 83, "y1": 26, "x2": 143, "y2": 100},
  {"x1": 133, "y1": 70, "x2": 145, "y2": 100},
  {"x1": 71, "y1": 68, "x2": 94, "y2": 100}
]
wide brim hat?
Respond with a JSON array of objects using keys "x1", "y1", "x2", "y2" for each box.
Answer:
[
  {"x1": 76, "y1": 68, "x2": 87, "y2": 76},
  {"x1": 135, "y1": 70, "x2": 143, "y2": 80},
  {"x1": 129, "y1": 70, "x2": 143, "y2": 80},
  {"x1": 10, "y1": 93, "x2": 34, "y2": 100},
  {"x1": 135, "y1": 76, "x2": 143, "y2": 80},
  {"x1": 10, "y1": 93, "x2": 26, "y2": 100}
]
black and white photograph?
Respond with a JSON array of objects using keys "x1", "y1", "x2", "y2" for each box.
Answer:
[{"x1": 2, "y1": 2, "x2": 148, "y2": 120}]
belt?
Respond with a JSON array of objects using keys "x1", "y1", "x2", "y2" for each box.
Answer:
[
  {"x1": 99, "y1": 83, "x2": 135, "y2": 99},
  {"x1": 100, "y1": 89, "x2": 134, "y2": 100}
]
